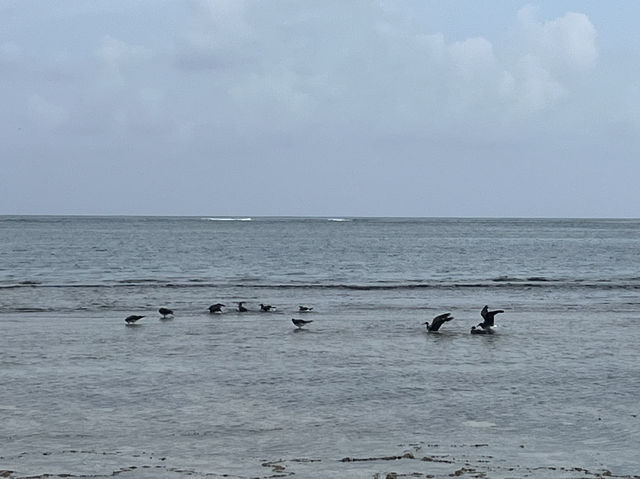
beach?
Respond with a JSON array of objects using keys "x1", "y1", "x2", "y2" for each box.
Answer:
[{"x1": 1, "y1": 216, "x2": 639, "y2": 478}]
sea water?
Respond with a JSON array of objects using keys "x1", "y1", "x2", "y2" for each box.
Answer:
[{"x1": 1, "y1": 216, "x2": 639, "y2": 478}]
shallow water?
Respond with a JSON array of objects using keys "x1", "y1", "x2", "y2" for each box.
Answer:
[{"x1": 1, "y1": 216, "x2": 639, "y2": 478}]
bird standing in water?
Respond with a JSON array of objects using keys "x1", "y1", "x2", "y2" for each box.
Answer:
[
  {"x1": 125, "y1": 315, "x2": 144, "y2": 324},
  {"x1": 423, "y1": 312, "x2": 454, "y2": 332},
  {"x1": 208, "y1": 303, "x2": 225, "y2": 313},
  {"x1": 477, "y1": 305, "x2": 504, "y2": 330},
  {"x1": 292, "y1": 318, "x2": 313, "y2": 329}
]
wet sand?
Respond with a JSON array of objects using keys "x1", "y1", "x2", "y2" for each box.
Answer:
[{"x1": 2, "y1": 442, "x2": 638, "y2": 479}]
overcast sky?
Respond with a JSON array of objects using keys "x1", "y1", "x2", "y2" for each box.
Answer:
[{"x1": 2, "y1": 1, "x2": 639, "y2": 217}]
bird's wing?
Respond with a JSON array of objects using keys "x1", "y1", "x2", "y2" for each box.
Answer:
[
  {"x1": 481, "y1": 306, "x2": 489, "y2": 320},
  {"x1": 430, "y1": 313, "x2": 453, "y2": 331}
]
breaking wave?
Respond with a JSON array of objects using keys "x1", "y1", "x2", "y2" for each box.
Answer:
[{"x1": 3, "y1": 277, "x2": 640, "y2": 291}]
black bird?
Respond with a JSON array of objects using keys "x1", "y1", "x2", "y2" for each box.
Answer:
[
  {"x1": 477, "y1": 305, "x2": 504, "y2": 330},
  {"x1": 159, "y1": 307, "x2": 173, "y2": 318},
  {"x1": 471, "y1": 325, "x2": 494, "y2": 335},
  {"x1": 237, "y1": 302, "x2": 248, "y2": 312},
  {"x1": 423, "y1": 312, "x2": 454, "y2": 332},
  {"x1": 299, "y1": 305, "x2": 313, "y2": 312},
  {"x1": 260, "y1": 303, "x2": 275, "y2": 312},
  {"x1": 292, "y1": 318, "x2": 313, "y2": 329},
  {"x1": 208, "y1": 303, "x2": 225, "y2": 313},
  {"x1": 125, "y1": 315, "x2": 144, "y2": 324}
]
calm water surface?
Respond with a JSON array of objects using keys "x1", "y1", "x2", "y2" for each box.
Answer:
[{"x1": 1, "y1": 216, "x2": 639, "y2": 478}]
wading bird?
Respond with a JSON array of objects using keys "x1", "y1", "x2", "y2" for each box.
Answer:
[
  {"x1": 125, "y1": 315, "x2": 144, "y2": 324},
  {"x1": 477, "y1": 305, "x2": 504, "y2": 330},
  {"x1": 292, "y1": 318, "x2": 313, "y2": 329},
  {"x1": 208, "y1": 303, "x2": 225, "y2": 313},
  {"x1": 423, "y1": 312, "x2": 454, "y2": 332}
]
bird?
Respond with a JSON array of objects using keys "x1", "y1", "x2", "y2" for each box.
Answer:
[
  {"x1": 477, "y1": 305, "x2": 504, "y2": 330},
  {"x1": 260, "y1": 303, "x2": 275, "y2": 312},
  {"x1": 298, "y1": 305, "x2": 313, "y2": 312},
  {"x1": 208, "y1": 303, "x2": 225, "y2": 313},
  {"x1": 125, "y1": 315, "x2": 144, "y2": 324},
  {"x1": 423, "y1": 312, "x2": 454, "y2": 332},
  {"x1": 292, "y1": 318, "x2": 313, "y2": 329},
  {"x1": 237, "y1": 302, "x2": 248, "y2": 312},
  {"x1": 470, "y1": 325, "x2": 494, "y2": 335},
  {"x1": 158, "y1": 307, "x2": 173, "y2": 318}
]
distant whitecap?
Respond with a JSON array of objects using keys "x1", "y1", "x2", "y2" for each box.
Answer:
[
  {"x1": 202, "y1": 217, "x2": 253, "y2": 221},
  {"x1": 327, "y1": 218, "x2": 351, "y2": 222}
]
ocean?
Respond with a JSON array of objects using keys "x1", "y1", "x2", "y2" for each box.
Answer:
[{"x1": 1, "y1": 216, "x2": 639, "y2": 479}]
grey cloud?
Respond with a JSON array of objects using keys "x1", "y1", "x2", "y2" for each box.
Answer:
[{"x1": 168, "y1": 2, "x2": 600, "y2": 141}]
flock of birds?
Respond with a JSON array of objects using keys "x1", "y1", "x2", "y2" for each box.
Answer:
[
  {"x1": 125, "y1": 303, "x2": 505, "y2": 334},
  {"x1": 124, "y1": 302, "x2": 315, "y2": 329}
]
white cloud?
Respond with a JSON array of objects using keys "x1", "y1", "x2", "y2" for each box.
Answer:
[
  {"x1": 499, "y1": 6, "x2": 597, "y2": 113},
  {"x1": 449, "y1": 37, "x2": 496, "y2": 78},
  {"x1": 404, "y1": 6, "x2": 598, "y2": 116},
  {"x1": 511, "y1": 54, "x2": 565, "y2": 111},
  {"x1": 172, "y1": 3, "x2": 600, "y2": 131},
  {"x1": 516, "y1": 5, "x2": 597, "y2": 72},
  {"x1": 9, "y1": 5, "x2": 604, "y2": 148}
]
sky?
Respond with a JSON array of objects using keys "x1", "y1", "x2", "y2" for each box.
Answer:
[{"x1": 1, "y1": 1, "x2": 639, "y2": 217}]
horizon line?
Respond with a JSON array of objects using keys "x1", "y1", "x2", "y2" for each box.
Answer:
[{"x1": 1, "y1": 214, "x2": 639, "y2": 221}]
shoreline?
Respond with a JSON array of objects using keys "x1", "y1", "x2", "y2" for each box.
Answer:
[{"x1": 2, "y1": 443, "x2": 638, "y2": 479}]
